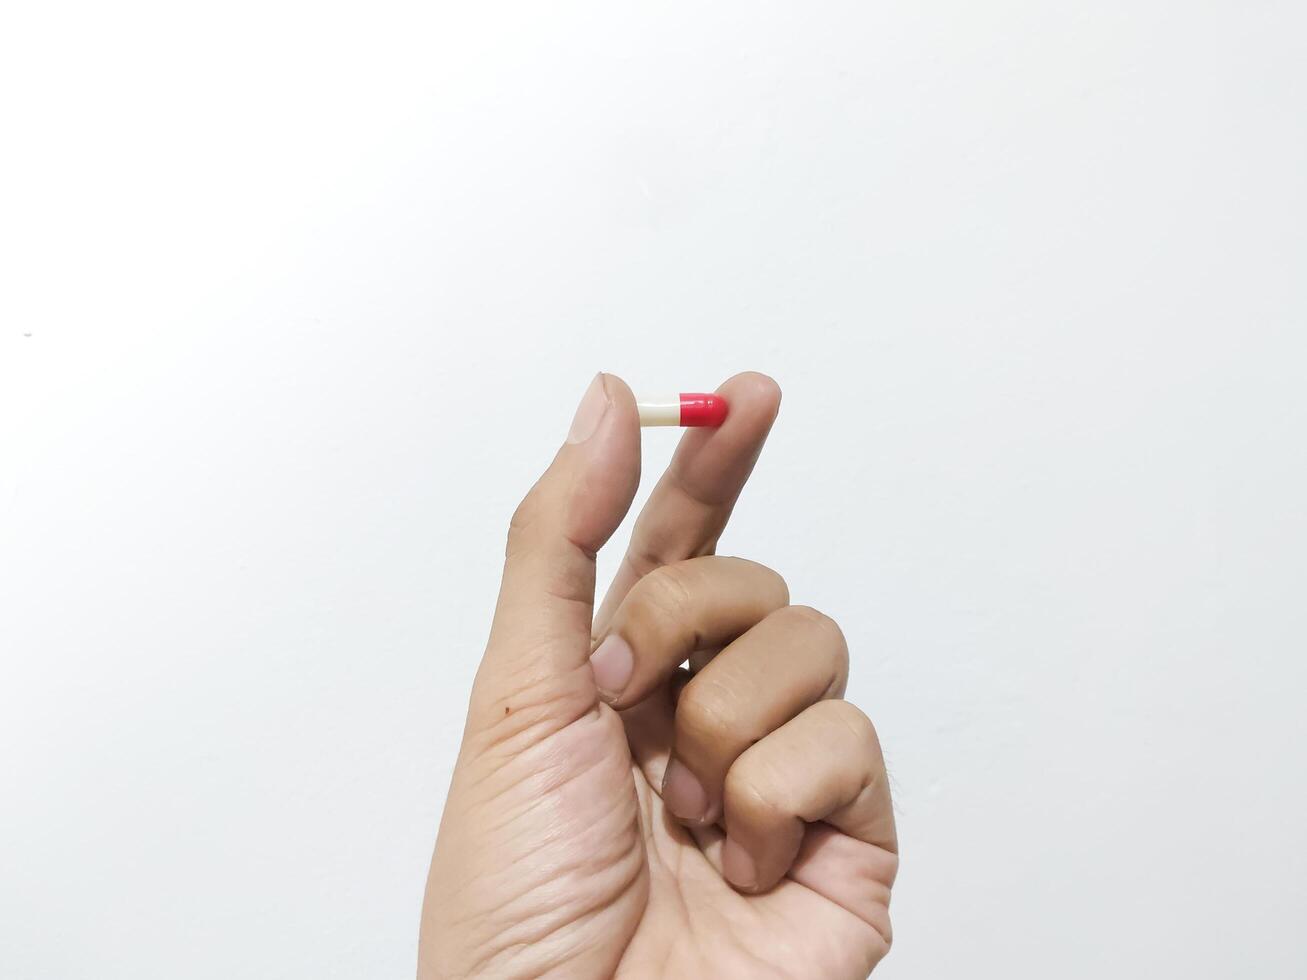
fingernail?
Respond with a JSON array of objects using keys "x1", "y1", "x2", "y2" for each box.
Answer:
[
  {"x1": 661, "y1": 758, "x2": 709, "y2": 823},
  {"x1": 588, "y1": 634, "x2": 633, "y2": 699},
  {"x1": 566, "y1": 373, "x2": 609, "y2": 444},
  {"x1": 722, "y1": 836, "x2": 757, "y2": 891}
]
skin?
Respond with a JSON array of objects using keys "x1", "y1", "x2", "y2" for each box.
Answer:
[{"x1": 419, "y1": 372, "x2": 897, "y2": 979}]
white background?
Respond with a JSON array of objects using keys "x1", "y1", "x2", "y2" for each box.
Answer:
[{"x1": 2, "y1": 2, "x2": 1305, "y2": 977}]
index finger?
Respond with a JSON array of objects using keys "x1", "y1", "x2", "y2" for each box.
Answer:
[{"x1": 593, "y1": 371, "x2": 782, "y2": 636}]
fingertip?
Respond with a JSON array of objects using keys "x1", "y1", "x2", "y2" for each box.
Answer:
[
  {"x1": 719, "y1": 372, "x2": 781, "y2": 425},
  {"x1": 662, "y1": 373, "x2": 780, "y2": 507},
  {"x1": 661, "y1": 756, "x2": 714, "y2": 825},
  {"x1": 600, "y1": 371, "x2": 638, "y2": 412},
  {"x1": 588, "y1": 633, "x2": 634, "y2": 701},
  {"x1": 561, "y1": 372, "x2": 641, "y2": 555},
  {"x1": 722, "y1": 836, "x2": 759, "y2": 892}
]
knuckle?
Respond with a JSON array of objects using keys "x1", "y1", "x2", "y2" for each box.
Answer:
[
  {"x1": 640, "y1": 562, "x2": 697, "y2": 618},
  {"x1": 725, "y1": 754, "x2": 792, "y2": 822},
  {"x1": 624, "y1": 545, "x2": 664, "y2": 581},
  {"x1": 626, "y1": 524, "x2": 686, "y2": 580},
  {"x1": 729, "y1": 557, "x2": 790, "y2": 604},
  {"x1": 505, "y1": 486, "x2": 544, "y2": 558},
  {"x1": 786, "y1": 603, "x2": 841, "y2": 634},
  {"x1": 676, "y1": 684, "x2": 736, "y2": 743},
  {"x1": 824, "y1": 699, "x2": 882, "y2": 756},
  {"x1": 781, "y1": 605, "x2": 848, "y2": 649}
]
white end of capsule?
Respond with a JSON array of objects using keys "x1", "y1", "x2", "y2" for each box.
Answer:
[{"x1": 637, "y1": 396, "x2": 682, "y2": 426}]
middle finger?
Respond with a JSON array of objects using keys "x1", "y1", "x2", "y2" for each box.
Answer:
[{"x1": 588, "y1": 555, "x2": 790, "y2": 708}]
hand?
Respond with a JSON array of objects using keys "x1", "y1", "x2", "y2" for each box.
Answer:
[{"x1": 418, "y1": 373, "x2": 897, "y2": 979}]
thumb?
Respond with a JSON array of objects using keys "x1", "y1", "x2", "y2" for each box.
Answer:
[{"x1": 468, "y1": 373, "x2": 641, "y2": 732}]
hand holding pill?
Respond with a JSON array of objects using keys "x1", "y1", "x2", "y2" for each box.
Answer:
[{"x1": 419, "y1": 373, "x2": 897, "y2": 979}]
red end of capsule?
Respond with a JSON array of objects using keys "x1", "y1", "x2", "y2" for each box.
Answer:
[{"x1": 679, "y1": 393, "x2": 729, "y2": 427}]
